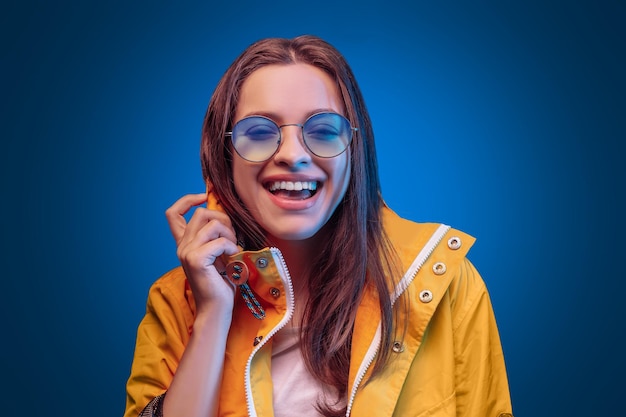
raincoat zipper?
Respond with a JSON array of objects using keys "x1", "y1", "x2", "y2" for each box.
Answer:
[
  {"x1": 244, "y1": 247, "x2": 295, "y2": 417},
  {"x1": 345, "y1": 224, "x2": 451, "y2": 416}
]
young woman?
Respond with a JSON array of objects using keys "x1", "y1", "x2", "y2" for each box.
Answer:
[{"x1": 123, "y1": 35, "x2": 513, "y2": 417}]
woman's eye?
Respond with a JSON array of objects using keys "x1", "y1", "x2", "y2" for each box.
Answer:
[
  {"x1": 306, "y1": 125, "x2": 340, "y2": 140},
  {"x1": 245, "y1": 125, "x2": 277, "y2": 140}
]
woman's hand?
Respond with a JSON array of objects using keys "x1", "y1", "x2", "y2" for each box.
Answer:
[
  {"x1": 161, "y1": 193, "x2": 240, "y2": 417},
  {"x1": 165, "y1": 193, "x2": 240, "y2": 316}
]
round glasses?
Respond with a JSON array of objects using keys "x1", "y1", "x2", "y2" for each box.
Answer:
[{"x1": 225, "y1": 112, "x2": 357, "y2": 162}]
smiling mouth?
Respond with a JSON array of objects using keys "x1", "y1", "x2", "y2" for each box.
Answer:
[{"x1": 266, "y1": 180, "x2": 319, "y2": 200}]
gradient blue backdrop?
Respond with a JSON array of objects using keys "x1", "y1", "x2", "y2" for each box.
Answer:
[{"x1": 2, "y1": 0, "x2": 624, "y2": 416}]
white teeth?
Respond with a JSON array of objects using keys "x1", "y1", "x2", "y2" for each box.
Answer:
[{"x1": 269, "y1": 181, "x2": 318, "y2": 192}]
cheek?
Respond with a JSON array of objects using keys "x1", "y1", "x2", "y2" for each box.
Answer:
[
  {"x1": 330, "y1": 156, "x2": 351, "y2": 197},
  {"x1": 232, "y1": 159, "x2": 260, "y2": 202},
  {"x1": 232, "y1": 159, "x2": 243, "y2": 194},
  {"x1": 342, "y1": 162, "x2": 352, "y2": 195}
]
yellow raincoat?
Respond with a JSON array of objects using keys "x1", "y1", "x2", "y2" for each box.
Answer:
[{"x1": 124, "y1": 207, "x2": 513, "y2": 416}]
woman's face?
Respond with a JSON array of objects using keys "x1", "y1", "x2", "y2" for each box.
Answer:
[{"x1": 232, "y1": 63, "x2": 351, "y2": 242}]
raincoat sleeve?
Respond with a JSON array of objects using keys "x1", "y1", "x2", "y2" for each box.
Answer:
[
  {"x1": 451, "y1": 258, "x2": 513, "y2": 416},
  {"x1": 123, "y1": 269, "x2": 194, "y2": 417}
]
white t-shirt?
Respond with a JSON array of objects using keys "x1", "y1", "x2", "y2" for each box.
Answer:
[{"x1": 271, "y1": 325, "x2": 345, "y2": 417}]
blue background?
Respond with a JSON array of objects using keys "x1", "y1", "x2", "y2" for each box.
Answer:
[{"x1": 2, "y1": 0, "x2": 624, "y2": 416}]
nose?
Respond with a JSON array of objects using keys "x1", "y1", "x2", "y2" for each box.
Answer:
[{"x1": 272, "y1": 124, "x2": 312, "y2": 167}]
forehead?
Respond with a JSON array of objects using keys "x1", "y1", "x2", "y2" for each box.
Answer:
[{"x1": 235, "y1": 63, "x2": 344, "y2": 122}]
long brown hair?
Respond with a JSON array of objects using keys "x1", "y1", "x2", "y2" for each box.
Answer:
[{"x1": 201, "y1": 35, "x2": 399, "y2": 416}]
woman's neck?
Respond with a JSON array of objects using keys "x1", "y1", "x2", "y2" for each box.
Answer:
[
  {"x1": 268, "y1": 232, "x2": 326, "y2": 321},
  {"x1": 272, "y1": 238, "x2": 314, "y2": 286}
]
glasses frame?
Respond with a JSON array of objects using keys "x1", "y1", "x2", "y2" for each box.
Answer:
[{"x1": 225, "y1": 112, "x2": 358, "y2": 162}]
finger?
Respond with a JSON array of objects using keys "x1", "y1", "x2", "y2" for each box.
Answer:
[
  {"x1": 180, "y1": 237, "x2": 241, "y2": 308},
  {"x1": 212, "y1": 239, "x2": 241, "y2": 272},
  {"x1": 198, "y1": 219, "x2": 238, "y2": 248},
  {"x1": 177, "y1": 218, "x2": 238, "y2": 260},
  {"x1": 180, "y1": 236, "x2": 241, "y2": 279},
  {"x1": 165, "y1": 193, "x2": 208, "y2": 244},
  {"x1": 184, "y1": 207, "x2": 233, "y2": 241}
]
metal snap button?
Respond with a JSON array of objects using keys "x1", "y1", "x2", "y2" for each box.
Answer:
[
  {"x1": 256, "y1": 257, "x2": 268, "y2": 268},
  {"x1": 419, "y1": 290, "x2": 433, "y2": 303},
  {"x1": 270, "y1": 287, "x2": 280, "y2": 298},
  {"x1": 447, "y1": 236, "x2": 462, "y2": 250},
  {"x1": 392, "y1": 341, "x2": 405, "y2": 353},
  {"x1": 432, "y1": 262, "x2": 447, "y2": 275}
]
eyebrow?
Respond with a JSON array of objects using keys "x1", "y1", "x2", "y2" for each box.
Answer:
[{"x1": 238, "y1": 108, "x2": 342, "y2": 122}]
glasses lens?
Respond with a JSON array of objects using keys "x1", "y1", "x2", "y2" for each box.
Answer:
[
  {"x1": 231, "y1": 116, "x2": 281, "y2": 162},
  {"x1": 303, "y1": 113, "x2": 353, "y2": 158}
]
